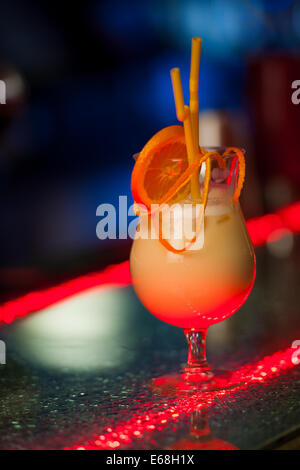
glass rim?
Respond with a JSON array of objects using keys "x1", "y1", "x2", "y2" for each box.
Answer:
[
  {"x1": 202, "y1": 146, "x2": 245, "y2": 157},
  {"x1": 133, "y1": 147, "x2": 245, "y2": 161}
]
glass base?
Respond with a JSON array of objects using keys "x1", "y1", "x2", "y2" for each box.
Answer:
[{"x1": 150, "y1": 369, "x2": 242, "y2": 395}]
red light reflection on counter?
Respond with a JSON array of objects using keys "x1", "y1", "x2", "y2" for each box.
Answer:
[
  {"x1": 65, "y1": 344, "x2": 298, "y2": 450},
  {"x1": 0, "y1": 202, "x2": 300, "y2": 326}
]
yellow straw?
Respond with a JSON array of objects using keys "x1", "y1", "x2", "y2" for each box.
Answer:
[
  {"x1": 170, "y1": 68, "x2": 201, "y2": 200},
  {"x1": 189, "y1": 37, "x2": 202, "y2": 149}
]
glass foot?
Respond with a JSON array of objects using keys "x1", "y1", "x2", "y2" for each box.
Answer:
[{"x1": 150, "y1": 369, "x2": 242, "y2": 395}]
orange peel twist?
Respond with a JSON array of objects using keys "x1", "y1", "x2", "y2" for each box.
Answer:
[{"x1": 223, "y1": 147, "x2": 245, "y2": 203}]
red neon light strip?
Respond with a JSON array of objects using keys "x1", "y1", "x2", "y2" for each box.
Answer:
[
  {"x1": 65, "y1": 344, "x2": 299, "y2": 450},
  {"x1": 0, "y1": 261, "x2": 131, "y2": 325},
  {"x1": 0, "y1": 202, "x2": 300, "y2": 327},
  {"x1": 246, "y1": 201, "x2": 300, "y2": 246}
]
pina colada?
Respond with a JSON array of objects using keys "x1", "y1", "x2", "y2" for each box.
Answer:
[
  {"x1": 130, "y1": 187, "x2": 255, "y2": 329},
  {"x1": 129, "y1": 37, "x2": 256, "y2": 392}
]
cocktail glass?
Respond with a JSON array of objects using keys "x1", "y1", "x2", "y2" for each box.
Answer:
[{"x1": 130, "y1": 149, "x2": 256, "y2": 394}]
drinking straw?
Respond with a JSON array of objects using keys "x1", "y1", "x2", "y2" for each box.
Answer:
[
  {"x1": 170, "y1": 68, "x2": 201, "y2": 200},
  {"x1": 189, "y1": 37, "x2": 202, "y2": 149}
]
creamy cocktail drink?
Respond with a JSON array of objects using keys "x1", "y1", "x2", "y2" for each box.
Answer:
[{"x1": 130, "y1": 185, "x2": 255, "y2": 329}]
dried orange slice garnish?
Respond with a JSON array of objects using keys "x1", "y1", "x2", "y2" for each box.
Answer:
[{"x1": 131, "y1": 126, "x2": 191, "y2": 209}]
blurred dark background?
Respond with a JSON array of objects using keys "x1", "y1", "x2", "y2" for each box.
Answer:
[{"x1": 0, "y1": 0, "x2": 300, "y2": 289}]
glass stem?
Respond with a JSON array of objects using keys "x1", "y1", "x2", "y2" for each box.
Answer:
[{"x1": 184, "y1": 328, "x2": 210, "y2": 374}]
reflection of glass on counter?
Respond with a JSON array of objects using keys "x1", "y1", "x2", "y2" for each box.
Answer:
[{"x1": 167, "y1": 409, "x2": 238, "y2": 450}]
